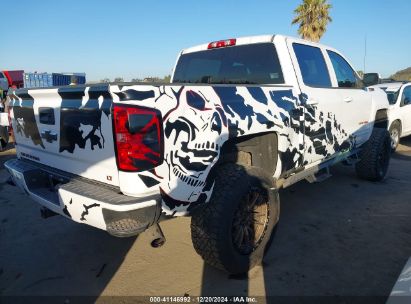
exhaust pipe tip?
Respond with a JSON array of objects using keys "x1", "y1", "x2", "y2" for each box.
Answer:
[{"x1": 151, "y1": 237, "x2": 166, "y2": 248}]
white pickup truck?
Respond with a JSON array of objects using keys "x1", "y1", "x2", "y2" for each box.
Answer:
[
  {"x1": 5, "y1": 35, "x2": 390, "y2": 274},
  {"x1": 371, "y1": 81, "x2": 411, "y2": 151}
]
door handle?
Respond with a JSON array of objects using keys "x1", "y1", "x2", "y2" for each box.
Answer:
[
  {"x1": 344, "y1": 97, "x2": 353, "y2": 103},
  {"x1": 39, "y1": 107, "x2": 55, "y2": 125}
]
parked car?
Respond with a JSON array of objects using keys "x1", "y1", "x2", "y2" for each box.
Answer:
[
  {"x1": 371, "y1": 82, "x2": 411, "y2": 151},
  {"x1": 5, "y1": 34, "x2": 391, "y2": 274},
  {"x1": 0, "y1": 72, "x2": 9, "y2": 99}
]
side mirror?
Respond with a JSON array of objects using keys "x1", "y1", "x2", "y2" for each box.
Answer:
[
  {"x1": 363, "y1": 73, "x2": 381, "y2": 87},
  {"x1": 404, "y1": 97, "x2": 410, "y2": 105}
]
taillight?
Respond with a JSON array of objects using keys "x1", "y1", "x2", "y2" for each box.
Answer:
[
  {"x1": 207, "y1": 38, "x2": 236, "y2": 49},
  {"x1": 113, "y1": 104, "x2": 163, "y2": 172}
]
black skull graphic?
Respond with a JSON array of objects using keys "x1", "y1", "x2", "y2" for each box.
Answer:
[{"x1": 163, "y1": 87, "x2": 228, "y2": 203}]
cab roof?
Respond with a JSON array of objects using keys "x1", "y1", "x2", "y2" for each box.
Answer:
[{"x1": 180, "y1": 34, "x2": 335, "y2": 54}]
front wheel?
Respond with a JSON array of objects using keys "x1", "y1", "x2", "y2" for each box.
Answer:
[
  {"x1": 190, "y1": 163, "x2": 280, "y2": 274},
  {"x1": 355, "y1": 128, "x2": 391, "y2": 181}
]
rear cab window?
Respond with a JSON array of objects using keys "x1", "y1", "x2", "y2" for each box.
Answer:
[
  {"x1": 292, "y1": 43, "x2": 332, "y2": 88},
  {"x1": 172, "y1": 43, "x2": 284, "y2": 85}
]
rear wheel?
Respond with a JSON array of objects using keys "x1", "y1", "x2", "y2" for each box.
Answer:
[
  {"x1": 355, "y1": 128, "x2": 391, "y2": 181},
  {"x1": 190, "y1": 163, "x2": 279, "y2": 274},
  {"x1": 389, "y1": 121, "x2": 401, "y2": 152}
]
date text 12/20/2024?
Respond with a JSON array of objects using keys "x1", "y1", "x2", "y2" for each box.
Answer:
[{"x1": 149, "y1": 296, "x2": 258, "y2": 303}]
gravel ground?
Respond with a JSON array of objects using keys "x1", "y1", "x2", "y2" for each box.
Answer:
[{"x1": 1, "y1": 137, "x2": 411, "y2": 303}]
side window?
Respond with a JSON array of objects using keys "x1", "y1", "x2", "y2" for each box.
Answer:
[
  {"x1": 293, "y1": 43, "x2": 331, "y2": 88},
  {"x1": 327, "y1": 50, "x2": 359, "y2": 88},
  {"x1": 402, "y1": 86, "x2": 411, "y2": 106}
]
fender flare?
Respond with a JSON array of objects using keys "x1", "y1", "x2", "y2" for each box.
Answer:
[{"x1": 218, "y1": 132, "x2": 278, "y2": 175}]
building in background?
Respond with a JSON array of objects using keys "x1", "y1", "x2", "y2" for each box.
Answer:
[{"x1": 23, "y1": 72, "x2": 86, "y2": 88}]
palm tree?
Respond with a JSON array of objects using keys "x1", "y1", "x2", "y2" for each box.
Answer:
[{"x1": 292, "y1": 0, "x2": 332, "y2": 42}]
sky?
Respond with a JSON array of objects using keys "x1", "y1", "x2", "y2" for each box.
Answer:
[{"x1": 1, "y1": 0, "x2": 410, "y2": 81}]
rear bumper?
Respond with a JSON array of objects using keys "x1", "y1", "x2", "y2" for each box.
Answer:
[{"x1": 4, "y1": 158, "x2": 162, "y2": 237}]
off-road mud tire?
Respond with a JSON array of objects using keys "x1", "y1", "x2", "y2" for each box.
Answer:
[
  {"x1": 355, "y1": 128, "x2": 391, "y2": 181},
  {"x1": 191, "y1": 163, "x2": 280, "y2": 274}
]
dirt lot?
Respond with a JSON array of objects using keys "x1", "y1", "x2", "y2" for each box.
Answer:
[{"x1": 1, "y1": 138, "x2": 411, "y2": 302}]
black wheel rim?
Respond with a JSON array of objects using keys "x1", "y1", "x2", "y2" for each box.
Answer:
[{"x1": 232, "y1": 187, "x2": 270, "y2": 255}]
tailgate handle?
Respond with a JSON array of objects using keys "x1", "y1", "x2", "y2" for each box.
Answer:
[
  {"x1": 39, "y1": 107, "x2": 55, "y2": 125},
  {"x1": 41, "y1": 130, "x2": 57, "y2": 143}
]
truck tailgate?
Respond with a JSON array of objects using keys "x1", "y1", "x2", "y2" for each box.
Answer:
[{"x1": 8, "y1": 85, "x2": 119, "y2": 186}]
